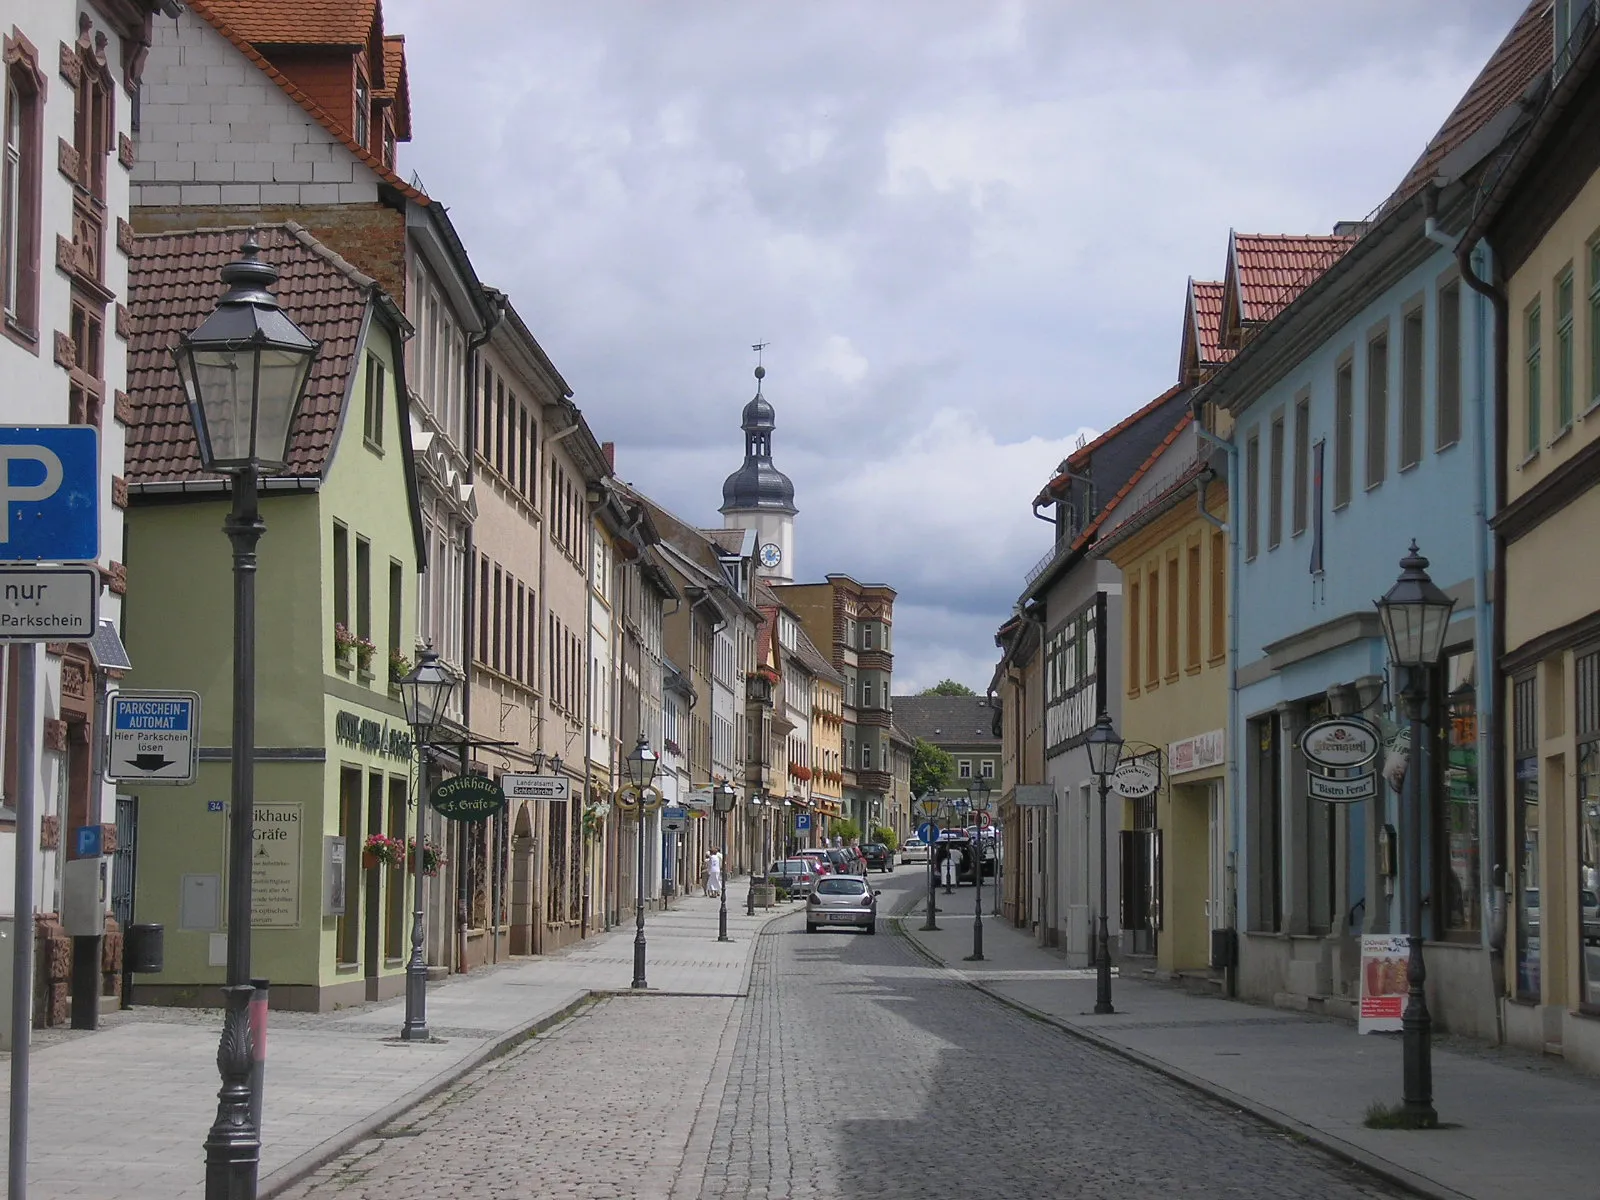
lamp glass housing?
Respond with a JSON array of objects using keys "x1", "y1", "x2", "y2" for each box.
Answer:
[
  {"x1": 626, "y1": 735, "x2": 659, "y2": 790},
  {"x1": 1376, "y1": 543, "x2": 1456, "y2": 669},
  {"x1": 1085, "y1": 713, "x2": 1124, "y2": 779},
  {"x1": 171, "y1": 238, "x2": 318, "y2": 474},
  {"x1": 398, "y1": 649, "x2": 456, "y2": 743}
]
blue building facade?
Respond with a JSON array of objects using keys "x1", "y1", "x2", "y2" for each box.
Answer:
[{"x1": 1202, "y1": 201, "x2": 1500, "y2": 1037}]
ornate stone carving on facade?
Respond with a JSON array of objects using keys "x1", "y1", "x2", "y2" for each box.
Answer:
[
  {"x1": 56, "y1": 137, "x2": 80, "y2": 183},
  {"x1": 118, "y1": 133, "x2": 134, "y2": 170},
  {"x1": 114, "y1": 390, "x2": 133, "y2": 425},
  {"x1": 115, "y1": 217, "x2": 133, "y2": 257},
  {"x1": 115, "y1": 303, "x2": 129, "y2": 340},
  {"x1": 53, "y1": 330, "x2": 74, "y2": 370},
  {"x1": 58, "y1": 40, "x2": 81, "y2": 87},
  {"x1": 39, "y1": 813, "x2": 60, "y2": 850},
  {"x1": 100, "y1": 561, "x2": 127, "y2": 596},
  {"x1": 112, "y1": 476, "x2": 128, "y2": 508}
]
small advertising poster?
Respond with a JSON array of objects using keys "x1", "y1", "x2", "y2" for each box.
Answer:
[
  {"x1": 252, "y1": 802, "x2": 303, "y2": 928},
  {"x1": 1359, "y1": 934, "x2": 1410, "y2": 1033}
]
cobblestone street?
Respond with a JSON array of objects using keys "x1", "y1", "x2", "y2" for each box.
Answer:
[{"x1": 285, "y1": 879, "x2": 1402, "y2": 1199}]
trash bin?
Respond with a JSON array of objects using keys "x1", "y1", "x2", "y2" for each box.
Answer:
[{"x1": 124, "y1": 923, "x2": 164, "y2": 974}]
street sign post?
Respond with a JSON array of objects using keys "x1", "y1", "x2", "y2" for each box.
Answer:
[
  {"x1": 0, "y1": 565, "x2": 97, "y2": 642},
  {"x1": 501, "y1": 773, "x2": 570, "y2": 802},
  {"x1": 107, "y1": 691, "x2": 200, "y2": 785},
  {"x1": 73, "y1": 826, "x2": 103, "y2": 859},
  {"x1": 795, "y1": 812, "x2": 811, "y2": 831},
  {"x1": 0, "y1": 427, "x2": 100, "y2": 563},
  {"x1": 662, "y1": 806, "x2": 687, "y2": 834},
  {"x1": 917, "y1": 821, "x2": 940, "y2": 845}
]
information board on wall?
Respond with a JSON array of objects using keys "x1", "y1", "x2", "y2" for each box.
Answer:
[{"x1": 252, "y1": 802, "x2": 303, "y2": 928}]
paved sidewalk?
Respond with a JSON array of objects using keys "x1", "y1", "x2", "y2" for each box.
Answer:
[
  {"x1": 893, "y1": 888, "x2": 1600, "y2": 1200},
  {"x1": 0, "y1": 883, "x2": 784, "y2": 1199}
]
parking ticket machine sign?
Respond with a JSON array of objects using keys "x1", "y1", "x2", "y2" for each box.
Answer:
[{"x1": 0, "y1": 427, "x2": 100, "y2": 563}]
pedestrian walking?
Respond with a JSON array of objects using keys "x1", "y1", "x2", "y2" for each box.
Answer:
[
  {"x1": 940, "y1": 845, "x2": 959, "y2": 893},
  {"x1": 705, "y1": 847, "x2": 723, "y2": 898}
]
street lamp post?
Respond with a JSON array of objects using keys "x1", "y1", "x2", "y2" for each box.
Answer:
[
  {"x1": 966, "y1": 776, "x2": 991, "y2": 961},
  {"x1": 173, "y1": 235, "x2": 318, "y2": 1200},
  {"x1": 917, "y1": 792, "x2": 940, "y2": 932},
  {"x1": 746, "y1": 792, "x2": 763, "y2": 916},
  {"x1": 713, "y1": 784, "x2": 736, "y2": 942},
  {"x1": 1376, "y1": 541, "x2": 1456, "y2": 1128},
  {"x1": 1085, "y1": 712, "x2": 1124, "y2": 1016},
  {"x1": 397, "y1": 649, "x2": 457, "y2": 1041},
  {"x1": 626, "y1": 735, "x2": 660, "y2": 990}
]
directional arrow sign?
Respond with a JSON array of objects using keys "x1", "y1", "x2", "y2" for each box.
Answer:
[{"x1": 107, "y1": 690, "x2": 200, "y2": 785}]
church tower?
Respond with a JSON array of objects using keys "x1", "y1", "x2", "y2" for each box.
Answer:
[{"x1": 720, "y1": 364, "x2": 797, "y2": 584}]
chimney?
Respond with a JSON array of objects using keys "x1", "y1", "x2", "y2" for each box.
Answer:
[
  {"x1": 601, "y1": 441, "x2": 615, "y2": 471},
  {"x1": 1333, "y1": 220, "x2": 1371, "y2": 238}
]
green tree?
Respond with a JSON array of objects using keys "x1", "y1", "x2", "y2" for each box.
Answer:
[
  {"x1": 871, "y1": 825, "x2": 899, "y2": 851},
  {"x1": 920, "y1": 678, "x2": 976, "y2": 696},
  {"x1": 832, "y1": 818, "x2": 861, "y2": 844},
  {"x1": 909, "y1": 737, "x2": 955, "y2": 798}
]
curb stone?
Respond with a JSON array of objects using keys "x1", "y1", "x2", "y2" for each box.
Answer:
[{"x1": 888, "y1": 911, "x2": 1468, "y2": 1200}]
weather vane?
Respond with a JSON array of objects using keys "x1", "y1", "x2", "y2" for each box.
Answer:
[{"x1": 752, "y1": 341, "x2": 769, "y2": 369}]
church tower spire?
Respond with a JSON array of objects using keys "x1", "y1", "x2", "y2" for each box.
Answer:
[{"x1": 721, "y1": 354, "x2": 797, "y2": 583}]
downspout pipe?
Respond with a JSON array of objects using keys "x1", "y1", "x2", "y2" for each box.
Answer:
[
  {"x1": 1426, "y1": 188, "x2": 1503, "y2": 970},
  {"x1": 1457, "y1": 227, "x2": 1511, "y2": 1047},
  {"x1": 1193, "y1": 406, "x2": 1242, "y2": 997}
]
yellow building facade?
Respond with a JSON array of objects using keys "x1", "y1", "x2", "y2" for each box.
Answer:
[
  {"x1": 1478, "y1": 61, "x2": 1600, "y2": 1071},
  {"x1": 1096, "y1": 437, "x2": 1230, "y2": 977}
]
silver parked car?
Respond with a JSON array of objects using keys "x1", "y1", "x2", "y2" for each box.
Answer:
[
  {"x1": 805, "y1": 875, "x2": 879, "y2": 934},
  {"x1": 766, "y1": 858, "x2": 817, "y2": 896}
]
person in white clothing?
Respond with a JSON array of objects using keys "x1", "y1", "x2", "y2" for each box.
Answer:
[{"x1": 706, "y1": 848, "x2": 724, "y2": 898}]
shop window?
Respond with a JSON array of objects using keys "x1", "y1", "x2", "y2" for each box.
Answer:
[
  {"x1": 1249, "y1": 715, "x2": 1282, "y2": 932},
  {"x1": 338, "y1": 768, "x2": 362, "y2": 964},
  {"x1": 1577, "y1": 648, "x2": 1600, "y2": 1012},
  {"x1": 1436, "y1": 648, "x2": 1481, "y2": 938},
  {"x1": 1514, "y1": 674, "x2": 1540, "y2": 1000}
]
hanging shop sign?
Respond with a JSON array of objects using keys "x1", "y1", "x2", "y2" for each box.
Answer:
[
  {"x1": 1112, "y1": 754, "x2": 1161, "y2": 799},
  {"x1": 429, "y1": 774, "x2": 506, "y2": 821},
  {"x1": 1299, "y1": 718, "x2": 1381, "y2": 771},
  {"x1": 1168, "y1": 729, "x2": 1225, "y2": 777}
]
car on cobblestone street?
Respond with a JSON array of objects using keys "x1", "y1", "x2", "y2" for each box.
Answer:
[
  {"x1": 900, "y1": 836, "x2": 929, "y2": 864},
  {"x1": 805, "y1": 875, "x2": 879, "y2": 933},
  {"x1": 766, "y1": 859, "x2": 817, "y2": 896},
  {"x1": 861, "y1": 843, "x2": 893, "y2": 872}
]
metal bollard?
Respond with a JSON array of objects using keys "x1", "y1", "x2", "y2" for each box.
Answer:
[{"x1": 249, "y1": 979, "x2": 270, "y2": 1138}]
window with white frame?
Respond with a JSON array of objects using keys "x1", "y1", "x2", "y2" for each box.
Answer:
[{"x1": 958, "y1": 759, "x2": 972, "y2": 779}]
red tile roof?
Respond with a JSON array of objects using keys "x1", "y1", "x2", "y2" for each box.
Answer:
[
  {"x1": 125, "y1": 225, "x2": 377, "y2": 485},
  {"x1": 187, "y1": 0, "x2": 426, "y2": 204},
  {"x1": 195, "y1": 0, "x2": 378, "y2": 46},
  {"x1": 1190, "y1": 281, "x2": 1228, "y2": 365},
  {"x1": 1229, "y1": 233, "x2": 1357, "y2": 328},
  {"x1": 380, "y1": 34, "x2": 411, "y2": 140},
  {"x1": 1390, "y1": 0, "x2": 1551, "y2": 206}
]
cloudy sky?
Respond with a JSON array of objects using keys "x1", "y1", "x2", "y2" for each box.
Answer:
[{"x1": 386, "y1": 0, "x2": 1521, "y2": 692}]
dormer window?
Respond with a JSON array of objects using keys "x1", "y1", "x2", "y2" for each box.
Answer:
[{"x1": 354, "y1": 72, "x2": 369, "y2": 149}]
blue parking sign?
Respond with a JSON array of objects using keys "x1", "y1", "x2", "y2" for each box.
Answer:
[
  {"x1": 0, "y1": 427, "x2": 100, "y2": 562},
  {"x1": 795, "y1": 812, "x2": 811, "y2": 831}
]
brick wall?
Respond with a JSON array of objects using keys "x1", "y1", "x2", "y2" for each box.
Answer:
[{"x1": 132, "y1": 11, "x2": 381, "y2": 210}]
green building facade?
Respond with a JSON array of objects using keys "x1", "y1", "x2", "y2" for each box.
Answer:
[{"x1": 122, "y1": 225, "x2": 426, "y2": 1010}]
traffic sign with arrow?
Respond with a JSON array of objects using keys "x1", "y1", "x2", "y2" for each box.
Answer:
[{"x1": 106, "y1": 690, "x2": 200, "y2": 785}]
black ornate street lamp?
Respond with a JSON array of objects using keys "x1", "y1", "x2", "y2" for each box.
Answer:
[
  {"x1": 746, "y1": 791, "x2": 764, "y2": 916},
  {"x1": 712, "y1": 783, "x2": 736, "y2": 942},
  {"x1": 916, "y1": 791, "x2": 941, "y2": 931},
  {"x1": 1085, "y1": 711, "x2": 1124, "y2": 1016},
  {"x1": 397, "y1": 648, "x2": 457, "y2": 1041},
  {"x1": 966, "y1": 775, "x2": 991, "y2": 961},
  {"x1": 1376, "y1": 541, "x2": 1456, "y2": 1128},
  {"x1": 172, "y1": 234, "x2": 318, "y2": 1200},
  {"x1": 626, "y1": 734, "x2": 660, "y2": 989}
]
